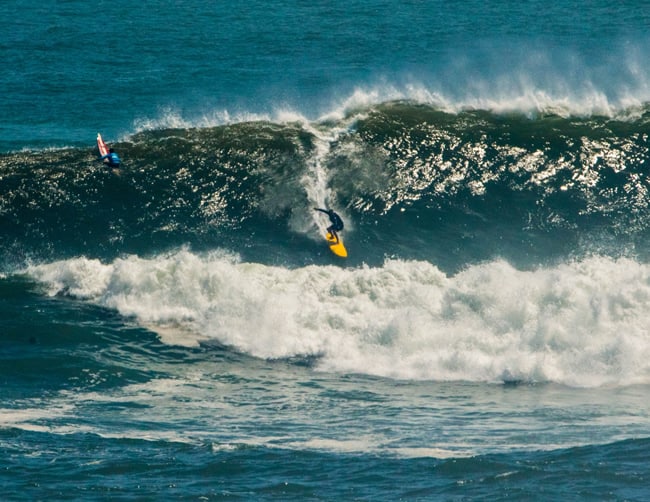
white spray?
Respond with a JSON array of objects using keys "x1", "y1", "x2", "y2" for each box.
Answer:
[{"x1": 25, "y1": 252, "x2": 650, "y2": 388}]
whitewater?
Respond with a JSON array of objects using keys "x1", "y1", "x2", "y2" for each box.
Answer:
[{"x1": 21, "y1": 250, "x2": 650, "y2": 388}]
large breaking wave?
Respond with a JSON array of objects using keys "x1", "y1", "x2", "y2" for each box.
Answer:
[
  {"x1": 4, "y1": 99, "x2": 650, "y2": 385},
  {"x1": 2, "y1": 101, "x2": 650, "y2": 269}
]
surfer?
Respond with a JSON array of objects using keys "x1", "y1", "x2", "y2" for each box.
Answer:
[
  {"x1": 100, "y1": 148, "x2": 121, "y2": 168},
  {"x1": 314, "y1": 207, "x2": 344, "y2": 243}
]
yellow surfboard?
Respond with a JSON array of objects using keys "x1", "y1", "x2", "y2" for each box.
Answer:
[{"x1": 326, "y1": 232, "x2": 347, "y2": 258}]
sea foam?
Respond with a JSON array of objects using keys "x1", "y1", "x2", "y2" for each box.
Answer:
[{"x1": 26, "y1": 250, "x2": 650, "y2": 387}]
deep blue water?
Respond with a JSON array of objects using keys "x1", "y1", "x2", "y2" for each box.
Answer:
[{"x1": 3, "y1": 0, "x2": 650, "y2": 500}]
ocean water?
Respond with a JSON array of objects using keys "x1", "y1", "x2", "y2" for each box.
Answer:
[{"x1": 3, "y1": 0, "x2": 650, "y2": 499}]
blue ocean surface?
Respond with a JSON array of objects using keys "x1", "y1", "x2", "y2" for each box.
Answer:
[{"x1": 2, "y1": 0, "x2": 650, "y2": 499}]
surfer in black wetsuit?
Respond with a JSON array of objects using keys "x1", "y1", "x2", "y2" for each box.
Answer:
[
  {"x1": 314, "y1": 207, "x2": 344, "y2": 243},
  {"x1": 100, "y1": 148, "x2": 121, "y2": 168}
]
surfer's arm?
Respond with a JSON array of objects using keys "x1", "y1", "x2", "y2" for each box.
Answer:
[{"x1": 314, "y1": 207, "x2": 328, "y2": 214}]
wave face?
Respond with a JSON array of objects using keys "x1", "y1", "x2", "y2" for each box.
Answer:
[{"x1": 2, "y1": 102, "x2": 650, "y2": 270}]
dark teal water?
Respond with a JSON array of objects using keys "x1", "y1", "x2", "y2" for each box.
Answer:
[{"x1": 3, "y1": 0, "x2": 650, "y2": 500}]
